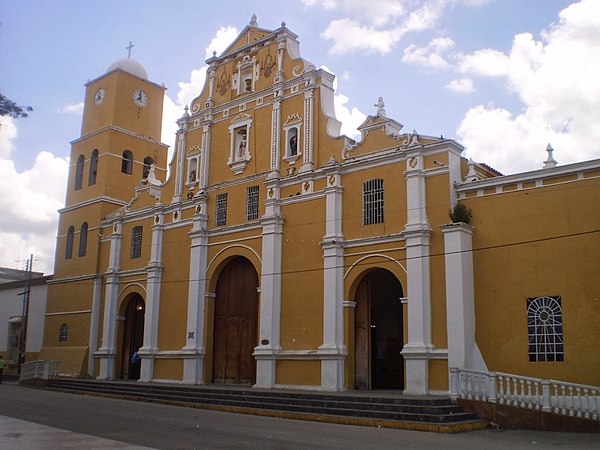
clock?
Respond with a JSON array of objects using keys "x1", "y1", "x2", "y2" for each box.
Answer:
[
  {"x1": 133, "y1": 89, "x2": 148, "y2": 107},
  {"x1": 94, "y1": 88, "x2": 105, "y2": 105}
]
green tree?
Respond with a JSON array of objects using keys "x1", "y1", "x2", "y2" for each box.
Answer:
[{"x1": 0, "y1": 93, "x2": 33, "y2": 119}]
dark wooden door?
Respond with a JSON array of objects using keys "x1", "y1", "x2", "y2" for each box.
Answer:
[
  {"x1": 355, "y1": 269, "x2": 404, "y2": 390},
  {"x1": 213, "y1": 257, "x2": 258, "y2": 384}
]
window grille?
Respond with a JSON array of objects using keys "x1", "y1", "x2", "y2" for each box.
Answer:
[
  {"x1": 122, "y1": 150, "x2": 133, "y2": 174},
  {"x1": 130, "y1": 225, "x2": 143, "y2": 259},
  {"x1": 363, "y1": 179, "x2": 384, "y2": 225},
  {"x1": 527, "y1": 296, "x2": 564, "y2": 362},
  {"x1": 75, "y1": 154, "x2": 85, "y2": 190},
  {"x1": 65, "y1": 226, "x2": 75, "y2": 260},
  {"x1": 246, "y1": 186, "x2": 259, "y2": 221},
  {"x1": 59, "y1": 323, "x2": 68, "y2": 342},
  {"x1": 88, "y1": 149, "x2": 98, "y2": 185},
  {"x1": 216, "y1": 193, "x2": 228, "y2": 226},
  {"x1": 78, "y1": 222, "x2": 88, "y2": 257}
]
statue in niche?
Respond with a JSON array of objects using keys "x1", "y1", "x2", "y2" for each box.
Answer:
[
  {"x1": 189, "y1": 169, "x2": 196, "y2": 183},
  {"x1": 244, "y1": 78, "x2": 252, "y2": 92},
  {"x1": 289, "y1": 133, "x2": 297, "y2": 156},
  {"x1": 238, "y1": 129, "x2": 247, "y2": 158}
]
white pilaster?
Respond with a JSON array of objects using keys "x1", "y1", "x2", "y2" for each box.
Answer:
[
  {"x1": 269, "y1": 98, "x2": 281, "y2": 176},
  {"x1": 200, "y1": 124, "x2": 211, "y2": 189},
  {"x1": 299, "y1": 79, "x2": 315, "y2": 174},
  {"x1": 441, "y1": 223, "x2": 476, "y2": 370},
  {"x1": 182, "y1": 195, "x2": 209, "y2": 384},
  {"x1": 319, "y1": 172, "x2": 346, "y2": 391},
  {"x1": 97, "y1": 219, "x2": 122, "y2": 380},
  {"x1": 254, "y1": 182, "x2": 283, "y2": 388},
  {"x1": 87, "y1": 277, "x2": 102, "y2": 377},
  {"x1": 172, "y1": 118, "x2": 188, "y2": 204},
  {"x1": 139, "y1": 211, "x2": 164, "y2": 382},
  {"x1": 402, "y1": 152, "x2": 433, "y2": 395}
]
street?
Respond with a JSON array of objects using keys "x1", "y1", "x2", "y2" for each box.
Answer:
[{"x1": 0, "y1": 383, "x2": 598, "y2": 449}]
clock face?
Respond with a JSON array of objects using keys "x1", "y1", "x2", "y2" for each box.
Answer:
[
  {"x1": 133, "y1": 89, "x2": 148, "y2": 107},
  {"x1": 94, "y1": 88, "x2": 105, "y2": 105}
]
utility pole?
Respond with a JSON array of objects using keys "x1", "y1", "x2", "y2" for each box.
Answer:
[{"x1": 17, "y1": 254, "x2": 33, "y2": 375}]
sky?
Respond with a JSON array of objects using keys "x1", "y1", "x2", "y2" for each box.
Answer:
[{"x1": 1, "y1": 0, "x2": 599, "y2": 274}]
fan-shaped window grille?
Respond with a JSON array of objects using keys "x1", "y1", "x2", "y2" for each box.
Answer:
[{"x1": 527, "y1": 296, "x2": 564, "y2": 362}]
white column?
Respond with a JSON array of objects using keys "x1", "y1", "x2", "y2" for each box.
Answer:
[
  {"x1": 402, "y1": 153, "x2": 433, "y2": 395},
  {"x1": 97, "y1": 219, "x2": 122, "y2": 380},
  {"x1": 254, "y1": 183, "x2": 283, "y2": 388},
  {"x1": 319, "y1": 172, "x2": 346, "y2": 391},
  {"x1": 441, "y1": 223, "x2": 475, "y2": 370},
  {"x1": 200, "y1": 124, "x2": 211, "y2": 189},
  {"x1": 182, "y1": 195, "x2": 209, "y2": 384},
  {"x1": 139, "y1": 211, "x2": 164, "y2": 382},
  {"x1": 87, "y1": 277, "x2": 102, "y2": 377}
]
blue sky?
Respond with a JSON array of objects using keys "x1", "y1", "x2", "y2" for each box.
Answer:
[{"x1": 1, "y1": 0, "x2": 599, "y2": 273}]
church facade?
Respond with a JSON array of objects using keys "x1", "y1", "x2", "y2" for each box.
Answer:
[{"x1": 41, "y1": 17, "x2": 600, "y2": 394}]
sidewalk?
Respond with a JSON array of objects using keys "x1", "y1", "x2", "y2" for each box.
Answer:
[{"x1": 0, "y1": 415, "x2": 154, "y2": 450}]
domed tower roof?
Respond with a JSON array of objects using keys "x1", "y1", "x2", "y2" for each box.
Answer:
[{"x1": 106, "y1": 58, "x2": 148, "y2": 80}]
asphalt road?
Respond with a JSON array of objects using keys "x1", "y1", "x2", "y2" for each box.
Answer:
[{"x1": 0, "y1": 383, "x2": 598, "y2": 449}]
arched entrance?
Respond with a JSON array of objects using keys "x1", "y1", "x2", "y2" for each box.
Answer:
[
  {"x1": 212, "y1": 256, "x2": 258, "y2": 384},
  {"x1": 355, "y1": 269, "x2": 404, "y2": 389},
  {"x1": 120, "y1": 294, "x2": 145, "y2": 380}
]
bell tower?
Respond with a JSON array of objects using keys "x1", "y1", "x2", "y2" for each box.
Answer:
[{"x1": 55, "y1": 57, "x2": 167, "y2": 279}]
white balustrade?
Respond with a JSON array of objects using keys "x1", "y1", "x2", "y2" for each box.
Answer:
[
  {"x1": 19, "y1": 360, "x2": 60, "y2": 382},
  {"x1": 450, "y1": 368, "x2": 600, "y2": 421}
]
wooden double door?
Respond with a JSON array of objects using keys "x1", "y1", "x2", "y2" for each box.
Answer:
[
  {"x1": 355, "y1": 269, "x2": 404, "y2": 390},
  {"x1": 212, "y1": 257, "x2": 258, "y2": 385}
]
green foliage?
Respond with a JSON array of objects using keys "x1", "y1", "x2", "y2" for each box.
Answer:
[
  {"x1": 449, "y1": 203, "x2": 472, "y2": 224},
  {"x1": 0, "y1": 93, "x2": 33, "y2": 119}
]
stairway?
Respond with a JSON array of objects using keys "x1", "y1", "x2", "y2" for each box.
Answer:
[{"x1": 42, "y1": 378, "x2": 487, "y2": 433}]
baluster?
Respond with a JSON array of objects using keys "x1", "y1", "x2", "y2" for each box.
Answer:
[
  {"x1": 581, "y1": 388, "x2": 589, "y2": 419},
  {"x1": 498, "y1": 376, "x2": 506, "y2": 404},
  {"x1": 519, "y1": 379, "x2": 526, "y2": 407},
  {"x1": 487, "y1": 372, "x2": 497, "y2": 403},
  {"x1": 575, "y1": 388, "x2": 582, "y2": 418},
  {"x1": 525, "y1": 380, "x2": 532, "y2": 409}
]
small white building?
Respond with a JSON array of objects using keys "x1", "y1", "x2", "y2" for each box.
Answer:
[{"x1": 0, "y1": 267, "x2": 51, "y2": 373}]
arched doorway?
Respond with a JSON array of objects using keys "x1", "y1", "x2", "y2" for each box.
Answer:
[
  {"x1": 212, "y1": 256, "x2": 259, "y2": 384},
  {"x1": 120, "y1": 294, "x2": 145, "y2": 380},
  {"x1": 355, "y1": 269, "x2": 404, "y2": 389}
]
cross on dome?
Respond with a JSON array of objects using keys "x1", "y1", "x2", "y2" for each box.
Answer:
[{"x1": 126, "y1": 41, "x2": 134, "y2": 59}]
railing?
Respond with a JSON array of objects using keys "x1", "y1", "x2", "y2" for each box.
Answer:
[
  {"x1": 19, "y1": 360, "x2": 60, "y2": 382},
  {"x1": 450, "y1": 368, "x2": 600, "y2": 421}
]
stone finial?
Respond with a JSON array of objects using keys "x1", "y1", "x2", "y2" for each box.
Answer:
[
  {"x1": 281, "y1": 21, "x2": 286, "y2": 27},
  {"x1": 375, "y1": 96, "x2": 386, "y2": 116},
  {"x1": 543, "y1": 143, "x2": 557, "y2": 168},
  {"x1": 183, "y1": 105, "x2": 190, "y2": 117},
  {"x1": 249, "y1": 14, "x2": 258, "y2": 27},
  {"x1": 465, "y1": 158, "x2": 479, "y2": 182}
]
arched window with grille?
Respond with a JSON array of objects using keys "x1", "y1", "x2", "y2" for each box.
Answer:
[
  {"x1": 75, "y1": 154, "x2": 85, "y2": 190},
  {"x1": 88, "y1": 149, "x2": 98, "y2": 185},
  {"x1": 65, "y1": 226, "x2": 75, "y2": 260},
  {"x1": 527, "y1": 296, "x2": 564, "y2": 362},
  {"x1": 78, "y1": 222, "x2": 88, "y2": 257},
  {"x1": 122, "y1": 150, "x2": 133, "y2": 174},
  {"x1": 59, "y1": 323, "x2": 68, "y2": 342}
]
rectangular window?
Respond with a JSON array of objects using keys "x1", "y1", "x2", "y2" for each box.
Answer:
[
  {"x1": 130, "y1": 225, "x2": 143, "y2": 259},
  {"x1": 527, "y1": 296, "x2": 564, "y2": 362},
  {"x1": 363, "y1": 179, "x2": 384, "y2": 225},
  {"x1": 246, "y1": 186, "x2": 259, "y2": 221},
  {"x1": 216, "y1": 193, "x2": 228, "y2": 226}
]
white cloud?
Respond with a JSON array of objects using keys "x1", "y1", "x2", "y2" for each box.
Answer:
[
  {"x1": 458, "y1": 48, "x2": 510, "y2": 77},
  {"x1": 458, "y1": 0, "x2": 600, "y2": 173},
  {"x1": 0, "y1": 149, "x2": 68, "y2": 274},
  {"x1": 334, "y1": 93, "x2": 366, "y2": 139},
  {"x1": 446, "y1": 77, "x2": 475, "y2": 93},
  {"x1": 59, "y1": 102, "x2": 84, "y2": 114},
  {"x1": 0, "y1": 117, "x2": 17, "y2": 158},
  {"x1": 403, "y1": 37, "x2": 455, "y2": 70},
  {"x1": 310, "y1": 0, "x2": 463, "y2": 55}
]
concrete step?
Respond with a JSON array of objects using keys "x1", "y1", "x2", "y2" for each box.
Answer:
[{"x1": 41, "y1": 378, "x2": 488, "y2": 432}]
